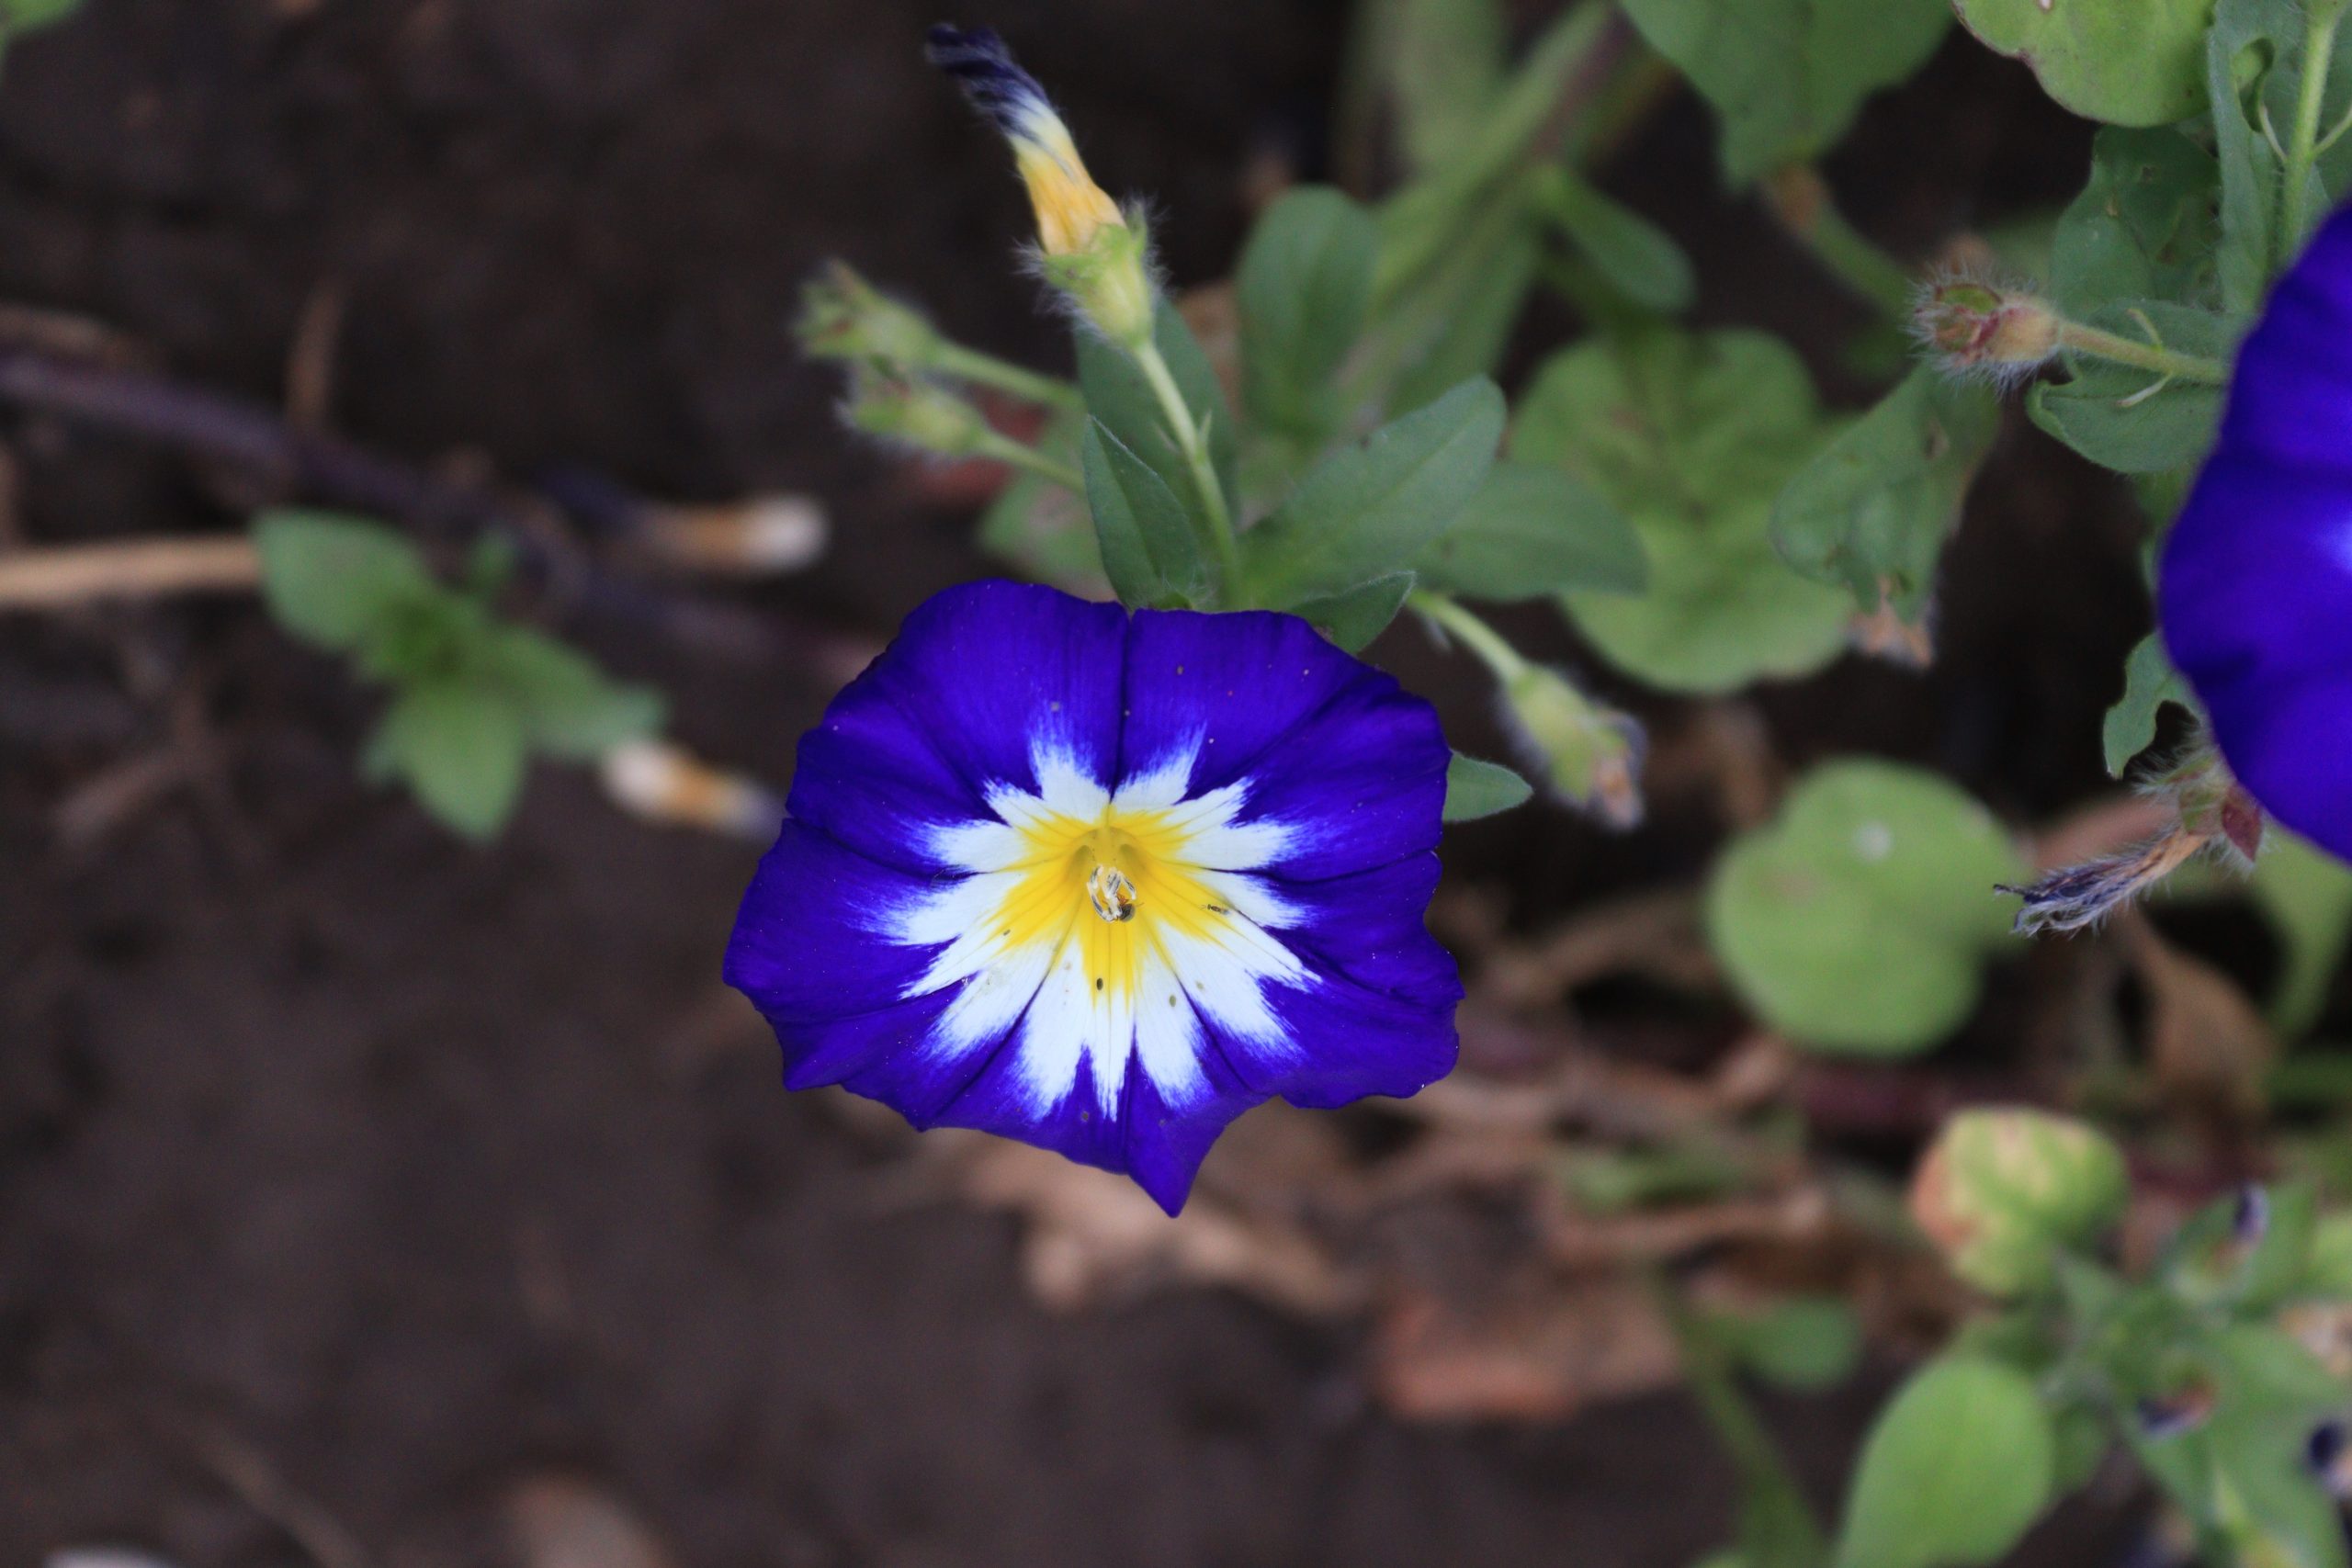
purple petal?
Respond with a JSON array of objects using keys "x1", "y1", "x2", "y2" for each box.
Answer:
[
  {"x1": 2217, "y1": 213, "x2": 2352, "y2": 477},
  {"x1": 855, "y1": 580, "x2": 1126, "y2": 802},
  {"x1": 1119, "y1": 606, "x2": 1371, "y2": 787},
  {"x1": 2160, "y1": 207, "x2": 2352, "y2": 862},
  {"x1": 1236, "y1": 677, "x2": 1451, "y2": 880}
]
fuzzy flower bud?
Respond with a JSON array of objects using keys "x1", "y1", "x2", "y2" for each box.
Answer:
[
  {"x1": 797, "y1": 262, "x2": 944, "y2": 369},
  {"x1": 1498, "y1": 665, "x2": 1646, "y2": 829},
  {"x1": 1907, "y1": 1108, "x2": 2131, "y2": 1296},
  {"x1": 842, "y1": 370, "x2": 991, "y2": 458},
  {"x1": 2002, "y1": 743, "x2": 2250, "y2": 935},
  {"x1": 1914, "y1": 274, "x2": 2061, "y2": 386},
  {"x1": 927, "y1": 25, "x2": 1155, "y2": 348}
]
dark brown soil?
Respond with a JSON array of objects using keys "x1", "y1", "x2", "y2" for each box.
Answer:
[{"x1": 0, "y1": 3, "x2": 2158, "y2": 1563}]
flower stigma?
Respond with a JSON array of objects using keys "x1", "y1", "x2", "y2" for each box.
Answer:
[{"x1": 1086, "y1": 862, "x2": 1139, "y2": 923}]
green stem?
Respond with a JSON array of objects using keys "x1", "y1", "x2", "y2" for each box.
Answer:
[
  {"x1": 1130, "y1": 337, "x2": 1244, "y2": 593},
  {"x1": 1762, "y1": 166, "x2": 1914, "y2": 322},
  {"x1": 973, "y1": 430, "x2": 1082, "y2": 491},
  {"x1": 1651, "y1": 1277, "x2": 1831, "y2": 1568},
  {"x1": 2278, "y1": 8, "x2": 2344, "y2": 273},
  {"x1": 931, "y1": 342, "x2": 1085, "y2": 414},
  {"x1": 2055, "y1": 319, "x2": 2230, "y2": 385},
  {"x1": 1409, "y1": 591, "x2": 1527, "y2": 681}
]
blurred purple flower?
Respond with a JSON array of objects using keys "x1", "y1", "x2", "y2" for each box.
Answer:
[
  {"x1": 725, "y1": 581, "x2": 1462, "y2": 1213},
  {"x1": 2160, "y1": 208, "x2": 2352, "y2": 864}
]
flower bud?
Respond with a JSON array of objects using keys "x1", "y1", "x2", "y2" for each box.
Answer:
[
  {"x1": 929, "y1": 25, "x2": 1156, "y2": 349},
  {"x1": 1913, "y1": 275, "x2": 2061, "y2": 385},
  {"x1": 1038, "y1": 217, "x2": 1157, "y2": 349},
  {"x1": 842, "y1": 371, "x2": 991, "y2": 458},
  {"x1": 797, "y1": 262, "x2": 944, "y2": 369},
  {"x1": 1908, "y1": 1108, "x2": 2131, "y2": 1295},
  {"x1": 1498, "y1": 665, "x2": 1645, "y2": 829}
]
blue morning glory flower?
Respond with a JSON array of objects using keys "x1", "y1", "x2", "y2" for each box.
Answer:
[
  {"x1": 2160, "y1": 208, "x2": 2352, "y2": 865},
  {"x1": 725, "y1": 581, "x2": 1463, "y2": 1213}
]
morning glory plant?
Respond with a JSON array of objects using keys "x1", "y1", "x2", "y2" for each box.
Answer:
[
  {"x1": 723, "y1": 8, "x2": 2352, "y2": 1558},
  {"x1": 729, "y1": 26, "x2": 1549, "y2": 1208}
]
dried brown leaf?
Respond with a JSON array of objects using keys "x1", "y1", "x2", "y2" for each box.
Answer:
[
  {"x1": 2126, "y1": 915, "x2": 2277, "y2": 1122},
  {"x1": 1370, "y1": 1278, "x2": 1679, "y2": 1421}
]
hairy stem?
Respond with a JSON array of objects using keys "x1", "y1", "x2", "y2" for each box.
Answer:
[
  {"x1": 1131, "y1": 337, "x2": 1244, "y2": 594},
  {"x1": 1410, "y1": 591, "x2": 1528, "y2": 680},
  {"x1": 1652, "y1": 1277, "x2": 1831, "y2": 1568},
  {"x1": 1761, "y1": 166, "x2": 1914, "y2": 321},
  {"x1": 2279, "y1": 8, "x2": 2344, "y2": 274},
  {"x1": 2055, "y1": 320, "x2": 2230, "y2": 385},
  {"x1": 932, "y1": 341, "x2": 1084, "y2": 413},
  {"x1": 972, "y1": 429, "x2": 1082, "y2": 491}
]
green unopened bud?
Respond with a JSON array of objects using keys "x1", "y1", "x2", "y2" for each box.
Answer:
[
  {"x1": 1913, "y1": 275, "x2": 2060, "y2": 386},
  {"x1": 1041, "y1": 218, "x2": 1156, "y2": 350},
  {"x1": 842, "y1": 371, "x2": 990, "y2": 458},
  {"x1": 1908, "y1": 1108, "x2": 2130, "y2": 1296},
  {"x1": 798, "y1": 262, "x2": 944, "y2": 369},
  {"x1": 1499, "y1": 666, "x2": 1645, "y2": 829}
]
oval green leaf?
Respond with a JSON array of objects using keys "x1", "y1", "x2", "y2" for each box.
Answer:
[{"x1": 1706, "y1": 760, "x2": 2026, "y2": 1054}]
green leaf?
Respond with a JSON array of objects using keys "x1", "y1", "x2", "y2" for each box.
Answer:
[
  {"x1": 1443, "y1": 750, "x2": 1532, "y2": 821},
  {"x1": 1706, "y1": 760, "x2": 2026, "y2": 1054},
  {"x1": 2172, "y1": 1324, "x2": 2350, "y2": 1568},
  {"x1": 1617, "y1": 0, "x2": 1951, "y2": 182},
  {"x1": 1238, "y1": 377, "x2": 1505, "y2": 607},
  {"x1": 1515, "y1": 331, "x2": 1852, "y2": 694},
  {"x1": 1238, "y1": 186, "x2": 1379, "y2": 440},
  {"x1": 2049, "y1": 128, "x2": 2223, "y2": 315},
  {"x1": 1385, "y1": 216, "x2": 1543, "y2": 416},
  {"x1": 1414, "y1": 460, "x2": 1647, "y2": 601},
  {"x1": 1081, "y1": 419, "x2": 1210, "y2": 608},
  {"x1": 1376, "y1": 0, "x2": 1510, "y2": 174},
  {"x1": 978, "y1": 467, "x2": 1106, "y2": 593},
  {"x1": 1291, "y1": 572, "x2": 1415, "y2": 654},
  {"x1": 2207, "y1": 0, "x2": 2336, "y2": 313},
  {"x1": 2049, "y1": 1404, "x2": 2114, "y2": 1495},
  {"x1": 1832, "y1": 1357, "x2": 2055, "y2": 1568},
  {"x1": 1532, "y1": 166, "x2": 1696, "y2": 315},
  {"x1": 1727, "y1": 1297, "x2": 1864, "y2": 1392},
  {"x1": 4, "y1": 0, "x2": 87, "y2": 30},
  {"x1": 2102, "y1": 633, "x2": 2195, "y2": 775},
  {"x1": 2127, "y1": 1321, "x2": 2350, "y2": 1568},
  {"x1": 2251, "y1": 831, "x2": 2352, "y2": 1037},
  {"x1": 484, "y1": 626, "x2": 664, "y2": 761},
  {"x1": 1771, "y1": 369, "x2": 2002, "y2": 618},
  {"x1": 1076, "y1": 299, "x2": 1239, "y2": 533},
  {"x1": 253, "y1": 510, "x2": 439, "y2": 652},
  {"x1": 1953, "y1": 0, "x2": 2213, "y2": 127},
  {"x1": 2028, "y1": 301, "x2": 2240, "y2": 474},
  {"x1": 1373, "y1": 6, "x2": 1600, "y2": 300},
  {"x1": 367, "y1": 680, "x2": 529, "y2": 841}
]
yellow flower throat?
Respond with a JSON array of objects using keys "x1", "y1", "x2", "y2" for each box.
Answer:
[{"x1": 988, "y1": 807, "x2": 1236, "y2": 1005}]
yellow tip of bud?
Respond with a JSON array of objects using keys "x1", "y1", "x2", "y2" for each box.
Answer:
[{"x1": 1012, "y1": 123, "x2": 1126, "y2": 258}]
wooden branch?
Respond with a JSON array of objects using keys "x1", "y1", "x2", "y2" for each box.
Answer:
[{"x1": 0, "y1": 535, "x2": 259, "y2": 610}]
